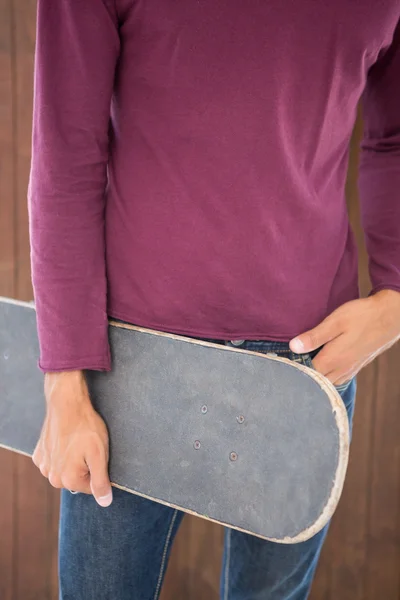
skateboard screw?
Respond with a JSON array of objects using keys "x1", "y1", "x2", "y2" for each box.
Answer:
[
  {"x1": 194, "y1": 440, "x2": 201, "y2": 450},
  {"x1": 229, "y1": 452, "x2": 238, "y2": 461},
  {"x1": 3, "y1": 352, "x2": 9, "y2": 360},
  {"x1": 236, "y1": 415, "x2": 245, "y2": 424},
  {"x1": 201, "y1": 405, "x2": 208, "y2": 414}
]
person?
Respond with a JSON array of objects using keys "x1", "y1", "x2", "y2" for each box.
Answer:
[{"x1": 28, "y1": 1, "x2": 400, "y2": 599}]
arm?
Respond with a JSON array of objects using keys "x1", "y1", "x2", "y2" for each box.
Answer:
[
  {"x1": 29, "y1": 0, "x2": 121, "y2": 505},
  {"x1": 290, "y1": 22, "x2": 400, "y2": 384},
  {"x1": 29, "y1": 0, "x2": 120, "y2": 372},
  {"x1": 358, "y1": 20, "x2": 400, "y2": 296}
]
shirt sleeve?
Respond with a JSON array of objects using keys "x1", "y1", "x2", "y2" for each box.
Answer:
[
  {"x1": 28, "y1": 0, "x2": 120, "y2": 372},
  {"x1": 358, "y1": 20, "x2": 400, "y2": 297}
]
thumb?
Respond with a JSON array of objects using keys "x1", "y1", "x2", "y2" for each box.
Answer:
[
  {"x1": 86, "y1": 445, "x2": 113, "y2": 507},
  {"x1": 290, "y1": 316, "x2": 339, "y2": 354}
]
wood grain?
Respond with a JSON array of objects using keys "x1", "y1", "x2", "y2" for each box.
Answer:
[
  {"x1": 364, "y1": 347, "x2": 400, "y2": 599},
  {"x1": 15, "y1": 458, "x2": 53, "y2": 600},
  {"x1": 0, "y1": 0, "x2": 15, "y2": 295},
  {"x1": 0, "y1": 1, "x2": 16, "y2": 598},
  {"x1": 10, "y1": 2, "x2": 58, "y2": 599},
  {"x1": 0, "y1": 450, "x2": 15, "y2": 600},
  {"x1": 1, "y1": 6, "x2": 400, "y2": 599},
  {"x1": 49, "y1": 490, "x2": 60, "y2": 600},
  {"x1": 13, "y1": 0, "x2": 35, "y2": 301}
]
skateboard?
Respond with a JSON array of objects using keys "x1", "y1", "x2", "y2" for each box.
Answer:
[{"x1": 0, "y1": 296, "x2": 349, "y2": 544}]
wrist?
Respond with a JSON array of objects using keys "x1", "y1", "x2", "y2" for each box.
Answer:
[
  {"x1": 371, "y1": 289, "x2": 400, "y2": 331},
  {"x1": 44, "y1": 370, "x2": 90, "y2": 406},
  {"x1": 372, "y1": 288, "x2": 400, "y2": 308}
]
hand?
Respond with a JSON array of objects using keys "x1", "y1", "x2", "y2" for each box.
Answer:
[
  {"x1": 32, "y1": 370, "x2": 113, "y2": 507},
  {"x1": 289, "y1": 290, "x2": 400, "y2": 386}
]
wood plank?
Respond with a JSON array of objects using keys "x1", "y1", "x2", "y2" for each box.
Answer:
[
  {"x1": 364, "y1": 346, "x2": 400, "y2": 599},
  {"x1": 14, "y1": 0, "x2": 36, "y2": 301},
  {"x1": 49, "y1": 490, "x2": 61, "y2": 600},
  {"x1": 0, "y1": 0, "x2": 16, "y2": 295},
  {"x1": 15, "y1": 457, "x2": 53, "y2": 600},
  {"x1": 328, "y1": 363, "x2": 377, "y2": 600},
  {"x1": 11, "y1": 2, "x2": 54, "y2": 599},
  {"x1": 0, "y1": 450, "x2": 15, "y2": 600},
  {"x1": 0, "y1": 0, "x2": 16, "y2": 598},
  {"x1": 2, "y1": 7, "x2": 400, "y2": 599}
]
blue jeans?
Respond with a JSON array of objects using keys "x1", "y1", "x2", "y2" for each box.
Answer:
[{"x1": 59, "y1": 339, "x2": 356, "y2": 600}]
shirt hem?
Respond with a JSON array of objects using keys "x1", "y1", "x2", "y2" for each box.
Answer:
[
  {"x1": 107, "y1": 307, "x2": 294, "y2": 343},
  {"x1": 38, "y1": 358, "x2": 112, "y2": 374}
]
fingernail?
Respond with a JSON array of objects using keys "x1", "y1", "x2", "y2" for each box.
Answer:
[
  {"x1": 291, "y1": 338, "x2": 305, "y2": 353},
  {"x1": 98, "y1": 491, "x2": 113, "y2": 507}
]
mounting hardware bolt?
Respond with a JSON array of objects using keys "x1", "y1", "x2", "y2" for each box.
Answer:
[
  {"x1": 229, "y1": 451, "x2": 238, "y2": 461},
  {"x1": 194, "y1": 440, "x2": 201, "y2": 450},
  {"x1": 201, "y1": 405, "x2": 208, "y2": 414},
  {"x1": 236, "y1": 415, "x2": 245, "y2": 424}
]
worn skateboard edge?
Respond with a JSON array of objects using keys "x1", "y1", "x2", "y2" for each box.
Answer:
[
  {"x1": 0, "y1": 296, "x2": 350, "y2": 544},
  {"x1": 107, "y1": 318, "x2": 351, "y2": 543},
  {"x1": 0, "y1": 439, "x2": 344, "y2": 545}
]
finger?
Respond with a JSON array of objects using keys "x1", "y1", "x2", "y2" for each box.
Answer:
[
  {"x1": 86, "y1": 445, "x2": 113, "y2": 507},
  {"x1": 41, "y1": 458, "x2": 50, "y2": 478},
  {"x1": 39, "y1": 464, "x2": 49, "y2": 478},
  {"x1": 325, "y1": 370, "x2": 354, "y2": 386},
  {"x1": 290, "y1": 317, "x2": 342, "y2": 354},
  {"x1": 61, "y1": 470, "x2": 92, "y2": 495},
  {"x1": 48, "y1": 471, "x2": 63, "y2": 489},
  {"x1": 325, "y1": 359, "x2": 360, "y2": 386},
  {"x1": 32, "y1": 445, "x2": 42, "y2": 468},
  {"x1": 37, "y1": 442, "x2": 50, "y2": 476},
  {"x1": 310, "y1": 348, "x2": 332, "y2": 377},
  {"x1": 33, "y1": 421, "x2": 49, "y2": 468}
]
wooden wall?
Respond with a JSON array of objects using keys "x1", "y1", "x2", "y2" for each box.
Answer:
[{"x1": 1, "y1": 3, "x2": 399, "y2": 599}]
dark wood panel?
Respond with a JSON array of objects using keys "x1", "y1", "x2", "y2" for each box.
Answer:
[
  {"x1": 0, "y1": 1, "x2": 16, "y2": 598},
  {"x1": 364, "y1": 347, "x2": 400, "y2": 600},
  {"x1": 0, "y1": 5, "x2": 400, "y2": 599},
  {"x1": 0, "y1": 451, "x2": 15, "y2": 600},
  {"x1": 11, "y1": 1, "x2": 58, "y2": 598},
  {"x1": 14, "y1": 0, "x2": 36, "y2": 301},
  {"x1": 329, "y1": 364, "x2": 377, "y2": 600},
  {"x1": 0, "y1": 1, "x2": 15, "y2": 294},
  {"x1": 49, "y1": 490, "x2": 60, "y2": 600},
  {"x1": 15, "y1": 459, "x2": 54, "y2": 600}
]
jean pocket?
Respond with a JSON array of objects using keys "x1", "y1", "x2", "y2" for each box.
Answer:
[{"x1": 301, "y1": 353, "x2": 354, "y2": 394}]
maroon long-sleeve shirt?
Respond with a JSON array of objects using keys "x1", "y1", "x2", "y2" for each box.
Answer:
[{"x1": 29, "y1": 1, "x2": 400, "y2": 372}]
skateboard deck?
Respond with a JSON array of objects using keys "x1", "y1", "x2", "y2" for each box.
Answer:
[{"x1": 0, "y1": 297, "x2": 349, "y2": 544}]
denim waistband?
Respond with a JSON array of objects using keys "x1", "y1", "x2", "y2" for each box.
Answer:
[
  {"x1": 200, "y1": 338, "x2": 312, "y2": 364},
  {"x1": 212, "y1": 339, "x2": 292, "y2": 353}
]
